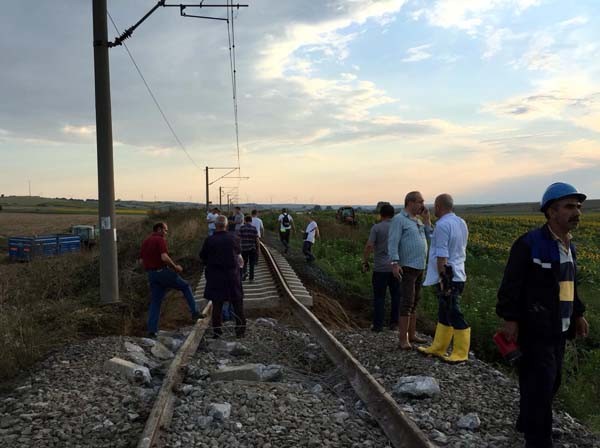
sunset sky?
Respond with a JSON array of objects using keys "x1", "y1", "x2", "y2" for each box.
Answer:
[{"x1": 1, "y1": 0, "x2": 599, "y2": 205}]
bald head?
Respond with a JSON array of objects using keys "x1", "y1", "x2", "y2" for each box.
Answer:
[{"x1": 434, "y1": 194, "x2": 454, "y2": 217}]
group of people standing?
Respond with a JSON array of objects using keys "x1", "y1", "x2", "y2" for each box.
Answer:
[
  {"x1": 363, "y1": 191, "x2": 470, "y2": 360},
  {"x1": 139, "y1": 181, "x2": 590, "y2": 448},
  {"x1": 362, "y1": 183, "x2": 590, "y2": 448}
]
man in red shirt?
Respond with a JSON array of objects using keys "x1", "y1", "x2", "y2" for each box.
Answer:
[{"x1": 139, "y1": 222, "x2": 199, "y2": 337}]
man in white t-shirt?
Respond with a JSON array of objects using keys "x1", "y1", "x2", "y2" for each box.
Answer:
[
  {"x1": 251, "y1": 209, "x2": 264, "y2": 238},
  {"x1": 277, "y1": 208, "x2": 295, "y2": 254},
  {"x1": 206, "y1": 207, "x2": 219, "y2": 236},
  {"x1": 302, "y1": 214, "x2": 320, "y2": 262}
]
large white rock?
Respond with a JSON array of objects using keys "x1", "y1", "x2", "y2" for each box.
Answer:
[
  {"x1": 208, "y1": 340, "x2": 250, "y2": 356},
  {"x1": 151, "y1": 342, "x2": 175, "y2": 360},
  {"x1": 457, "y1": 413, "x2": 481, "y2": 430},
  {"x1": 332, "y1": 411, "x2": 350, "y2": 425},
  {"x1": 393, "y1": 376, "x2": 440, "y2": 398},
  {"x1": 104, "y1": 357, "x2": 151, "y2": 385},
  {"x1": 210, "y1": 364, "x2": 283, "y2": 382},
  {"x1": 207, "y1": 403, "x2": 231, "y2": 421},
  {"x1": 157, "y1": 335, "x2": 183, "y2": 352},
  {"x1": 126, "y1": 351, "x2": 159, "y2": 369},
  {"x1": 255, "y1": 317, "x2": 277, "y2": 328},
  {"x1": 124, "y1": 342, "x2": 145, "y2": 353}
]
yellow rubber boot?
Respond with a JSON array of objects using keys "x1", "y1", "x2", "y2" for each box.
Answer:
[
  {"x1": 417, "y1": 323, "x2": 453, "y2": 357},
  {"x1": 444, "y1": 327, "x2": 471, "y2": 363}
]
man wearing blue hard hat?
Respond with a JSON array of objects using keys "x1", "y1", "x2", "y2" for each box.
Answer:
[{"x1": 497, "y1": 182, "x2": 590, "y2": 448}]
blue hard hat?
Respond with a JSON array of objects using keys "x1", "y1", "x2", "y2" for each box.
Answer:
[{"x1": 540, "y1": 182, "x2": 586, "y2": 212}]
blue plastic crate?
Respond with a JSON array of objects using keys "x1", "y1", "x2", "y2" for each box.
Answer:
[{"x1": 8, "y1": 234, "x2": 81, "y2": 261}]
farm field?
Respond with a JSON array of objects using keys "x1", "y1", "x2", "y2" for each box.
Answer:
[
  {"x1": 0, "y1": 195, "x2": 187, "y2": 215},
  {"x1": 0, "y1": 212, "x2": 144, "y2": 237},
  {"x1": 0, "y1": 212, "x2": 146, "y2": 257},
  {"x1": 0, "y1": 209, "x2": 201, "y2": 382},
  {"x1": 263, "y1": 209, "x2": 600, "y2": 431}
]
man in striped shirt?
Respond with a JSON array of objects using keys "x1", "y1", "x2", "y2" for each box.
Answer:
[
  {"x1": 388, "y1": 191, "x2": 432, "y2": 349},
  {"x1": 239, "y1": 215, "x2": 259, "y2": 282}
]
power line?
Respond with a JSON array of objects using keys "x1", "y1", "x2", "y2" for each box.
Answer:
[
  {"x1": 107, "y1": 11, "x2": 201, "y2": 170},
  {"x1": 226, "y1": 0, "x2": 241, "y2": 168}
]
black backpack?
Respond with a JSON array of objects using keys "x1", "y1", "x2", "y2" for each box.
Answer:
[{"x1": 281, "y1": 213, "x2": 290, "y2": 228}]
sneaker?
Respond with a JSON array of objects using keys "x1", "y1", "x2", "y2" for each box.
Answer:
[
  {"x1": 191, "y1": 312, "x2": 201, "y2": 321},
  {"x1": 371, "y1": 326, "x2": 383, "y2": 333},
  {"x1": 148, "y1": 332, "x2": 157, "y2": 339},
  {"x1": 388, "y1": 324, "x2": 398, "y2": 331}
]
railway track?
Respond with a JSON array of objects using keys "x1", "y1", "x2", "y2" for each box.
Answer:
[{"x1": 136, "y1": 241, "x2": 433, "y2": 448}]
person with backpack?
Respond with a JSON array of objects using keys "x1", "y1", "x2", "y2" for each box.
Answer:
[
  {"x1": 277, "y1": 208, "x2": 295, "y2": 254},
  {"x1": 302, "y1": 213, "x2": 320, "y2": 262}
]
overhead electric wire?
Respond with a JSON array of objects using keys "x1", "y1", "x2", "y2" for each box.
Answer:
[
  {"x1": 107, "y1": 11, "x2": 201, "y2": 170},
  {"x1": 226, "y1": 0, "x2": 241, "y2": 169}
]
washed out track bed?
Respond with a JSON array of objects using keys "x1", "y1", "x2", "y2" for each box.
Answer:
[{"x1": 161, "y1": 319, "x2": 391, "y2": 448}]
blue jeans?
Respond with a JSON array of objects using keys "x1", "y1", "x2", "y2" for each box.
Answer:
[
  {"x1": 147, "y1": 269, "x2": 198, "y2": 334},
  {"x1": 436, "y1": 282, "x2": 468, "y2": 330},
  {"x1": 372, "y1": 271, "x2": 400, "y2": 330},
  {"x1": 208, "y1": 228, "x2": 215, "y2": 236}
]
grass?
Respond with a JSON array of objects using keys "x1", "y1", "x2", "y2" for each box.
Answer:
[
  {"x1": 0, "y1": 209, "x2": 204, "y2": 381},
  {"x1": 261, "y1": 209, "x2": 600, "y2": 431}
]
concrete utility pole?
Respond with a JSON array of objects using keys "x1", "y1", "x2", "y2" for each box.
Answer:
[
  {"x1": 205, "y1": 166, "x2": 245, "y2": 212},
  {"x1": 92, "y1": 0, "x2": 119, "y2": 304},
  {"x1": 205, "y1": 166, "x2": 210, "y2": 212},
  {"x1": 219, "y1": 186, "x2": 223, "y2": 209}
]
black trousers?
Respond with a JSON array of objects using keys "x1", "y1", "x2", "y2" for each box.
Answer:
[
  {"x1": 211, "y1": 299, "x2": 246, "y2": 337},
  {"x1": 371, "y1": 271, "x2": 400, "y2": 330},
  {"x1": 241, "y1": 249, "x2": 257, "y2": 279},
  {"x1": 302, "y1": 241, "x2": 315, "y2": 261},
  {"x1": 518, "y1": 336, "x2": 566, "y2": 448},
  {"x1": 279, "y1": 229, "x2": 291, "y2": 251}
]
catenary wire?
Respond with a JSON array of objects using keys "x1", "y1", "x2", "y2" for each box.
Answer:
[
  {"x1": 226, "y1": 0, "x2": 241, "y2": 169},
  {"x1": 107, "y1": 11, "x2": 201, "y2": 170}
]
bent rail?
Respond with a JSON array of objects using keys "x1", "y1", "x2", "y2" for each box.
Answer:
[
  {"x1": 137, "y1": 303, "x2": 212, "y2": 448},
  {"x1": 260, "y1": 241, "x2": 435, "y2": 448}
]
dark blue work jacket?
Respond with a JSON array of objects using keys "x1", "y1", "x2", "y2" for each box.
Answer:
[{"x1": 497, "y1": 224, "x2": 586, "y2": 343}]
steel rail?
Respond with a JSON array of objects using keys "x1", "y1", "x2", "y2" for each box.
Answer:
[
  {"x1": 259, "y1": 241, "x2": 435, "y2": 448},
  {"x1": 137, "y1": 302, "x2": 212, "y2": 448}
]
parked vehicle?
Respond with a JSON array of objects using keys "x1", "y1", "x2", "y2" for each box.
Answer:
[
  {"x1": 8, "y1": 234, "x2": 81, "y2": 261},
  {"x1": 336, "y1": 206, "x2": 357, "y2": 225},
  {"x1": 71, "y1": 225, "x2": 98, "y2": 249}
]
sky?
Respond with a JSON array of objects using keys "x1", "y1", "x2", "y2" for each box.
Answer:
[{"x1": 1, "y1": 0, "x2": 600, "y2": 206}]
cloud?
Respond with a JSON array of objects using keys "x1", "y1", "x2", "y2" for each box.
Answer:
[
  {"x1": 559, "y1": 16, "x2": 589, "y2": 29},
  {"x1": 257, "y1": 0, "x2": 406, "y2": 79},
  {"x1": 563, "y1": 139, "x2": 600, "y2": 161},
  {"x1": 412, "y1": 0, "x2": 541, "y2": 34},
  {"x1": 482, "y1": 27, "x2": 527, "y2": 59},
  {"x1": 137, "y1": 146, "x2": 174, "y2": 158},
  {"x1": 62, "y1": 124, "x2": 96, "y2": 137},
  {"x1": 402, "y1": 44, "x2": 433, "y2": 62},
  {"x1": 484, "y1": 75, "x2": 600, "y2": 133}
]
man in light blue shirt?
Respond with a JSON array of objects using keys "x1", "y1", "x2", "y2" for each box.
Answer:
[
  {"x1": 388, "y1": 191, "x2": 432, "y2": 349},
  {"x1": 418, "y1": 193, "x2": 470, "y2": 362}
]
